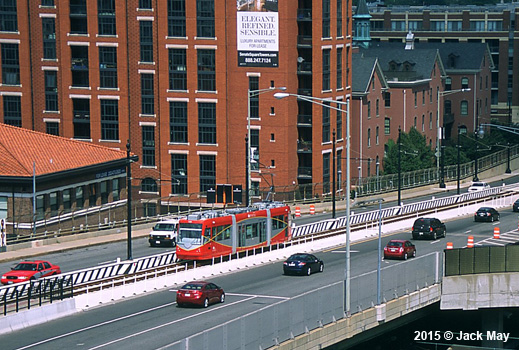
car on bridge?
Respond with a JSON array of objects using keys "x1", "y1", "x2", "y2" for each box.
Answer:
[
  {"x1": 513, "y1": 199, "x2": 519, "y2": 212},
  {"x1": 283, "y1": 253, "x2": 324, "y2": 276},
  {"x1": 176, "y1": 281, "x2": 225, "y2": 308},
  {"x1": 411, "y1": 217, "x2": 446, "y2": 240},
  {"x1": 1, "y1": 260, "x2": 61, "y2": 285},
  {"x1": 474, "y1": 207, "x2": 500, "y2": 222},
  {"x1": 468, "y1": 181, "x2": 490, "y2": 192},
  {"x1": 384, "y1": 239, "x2": 416, "y2": 260}
]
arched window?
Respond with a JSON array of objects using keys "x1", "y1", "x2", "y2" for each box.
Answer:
[
  {"x1": 461, "y1": 77, "x2": 469, "y2": 89},
  {"x1": 141, "y1": 178, "x2": 157, "y2": 193}
]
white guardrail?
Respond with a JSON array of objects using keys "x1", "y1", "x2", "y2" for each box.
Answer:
[{"x1": 0, "y1": 185, "x2": 516, "y2": 307}]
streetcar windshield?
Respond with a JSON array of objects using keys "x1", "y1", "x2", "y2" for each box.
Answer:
[{"x1": 178, "y1": 223, "x2": 203, "y2": 241}]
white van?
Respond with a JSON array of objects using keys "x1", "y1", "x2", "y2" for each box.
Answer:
[{"x1": 149, "y1": 219, "x2": 179, "y2": 247}]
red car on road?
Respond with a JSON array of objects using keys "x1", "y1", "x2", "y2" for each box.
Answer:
[
  {"x1": 384, "y1": 240, "x2": 416, "y2": 260},
  {"x1": 176, "y1": 281, "x2": 225, "y2": 308},
  {"x1": 1, "y1": 260, "x2": 61, "y2": 285}
]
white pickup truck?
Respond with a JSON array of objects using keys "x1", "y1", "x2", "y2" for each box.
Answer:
[{"x1": 148, "y1": 219, "x2": 180, "y2": 247}]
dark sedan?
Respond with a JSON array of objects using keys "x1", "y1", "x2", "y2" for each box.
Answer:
[
  {"x1": 283, "y1": 253, "x2": 324, "y2": 276},
  {"x1": 513, "y1": 199, "x2": 519, "y2": 212},
  {"x1": 474, "y1": 207, "x2": 500, "y2": 222},
  {"x1": 176, "y1": 281, "x2": 225, "y2": 308}
]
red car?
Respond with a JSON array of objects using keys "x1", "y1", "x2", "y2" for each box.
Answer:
[
  {"x1": 384, "y1": 240, "x2": 416, "y2": 260},
  {"x1": 176, "y1": 281, "x2": 225, "y2": 308},
  {"x1": 1, "y1": 260, "x2": 61, "y2": 285}
]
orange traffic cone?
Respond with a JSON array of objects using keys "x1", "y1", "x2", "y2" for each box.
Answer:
[
  {"x1": 467, "y1": 235, "x2": 474, "y2": 248},
  {"x1": 494, "y1": 227, "x2": 500, "y2": 239},
  {"x1": 446, "y1": 242, "x2": 453, "y2": 250}
]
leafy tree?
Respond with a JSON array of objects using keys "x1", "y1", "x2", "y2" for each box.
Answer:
[{"x1": 383, "y1": 128, "x2": 435, "y2": 174}]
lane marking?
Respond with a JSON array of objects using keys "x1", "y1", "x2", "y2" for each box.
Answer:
[
  {"x1": 16, "y1": 297, "x2": 257, "y2": 350},
  {"x1": 331, "y1": 250, "x2": 360, "y2": 253},
  {"x1": 430, "y1": 240, "x2": 441, "y2": 245},
  {"x1": 168, "y1": 290, "x2": 290, "y2": 300}
]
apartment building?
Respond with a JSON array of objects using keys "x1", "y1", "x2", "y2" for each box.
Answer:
[{"x1": 0, "y1": 0, "x2": 353, "y2": 207}]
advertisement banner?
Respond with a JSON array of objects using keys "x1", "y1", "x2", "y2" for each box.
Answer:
[{"x1": 237, "y1": 0, "x2": 279, "y2": 67}]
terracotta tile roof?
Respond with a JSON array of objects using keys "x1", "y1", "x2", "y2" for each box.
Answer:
[{"x1": 0, "y1": 123, "x2": 128, "y2": 177}]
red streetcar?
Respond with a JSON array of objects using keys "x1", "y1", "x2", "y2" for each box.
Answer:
[{"x1": 176, "y1": 202, "x2": 290, "y2": 260}]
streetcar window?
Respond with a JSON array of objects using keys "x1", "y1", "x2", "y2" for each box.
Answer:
[{"x1": 204, "y1": 228, "x2": 211, "y2": 239}]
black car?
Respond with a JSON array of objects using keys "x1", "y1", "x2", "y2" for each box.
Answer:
[
  {"x1": 412, "y1": 218, "x2": 446, "y2": 240},
  {"x1": 474, "y1": 207, "x2": 500, "y2": 222},
  {"x1": 283, "y1": 253, "x2": 324, "y2": 276},
  {"x1": 513, "y1": 199, "x2": 519, "y2": 212}
]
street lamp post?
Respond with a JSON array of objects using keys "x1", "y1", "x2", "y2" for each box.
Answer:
[
  {"x1": 332, "y1": 130, "x2": 336, "y2": 218},
  {"x1": 473, "y1": 126, "x2": 479, "y2": 182},
  {"x1": 247, "y1": 86, "x2": 286, "y2": 206},
  {"x1": 437, "y1": 88, "x2": 471, "y2": 189},
  {"x1": 457, "y1": 126, "x2": 461, "y2": 195},
  {"x1": 126, "y1": 140, "x2": 133, "y2": 261},
  {"x1": 274, "y1": 92, "x2": 351, "y2": 314},
  {"x1": 506, "y1": 142, "x2": 511, "y2": 174},
  {"x1": 398, "y1": 127, "x2": 401, "y2": 206}
]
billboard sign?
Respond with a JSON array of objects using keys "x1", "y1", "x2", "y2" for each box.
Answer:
[{"x1": 237, "y1": 0, "x2": 279, "y2": 67}]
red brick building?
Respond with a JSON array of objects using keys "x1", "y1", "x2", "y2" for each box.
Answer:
[{"x1": 0, "y1": 0, "x2": 353, "y2": 205}]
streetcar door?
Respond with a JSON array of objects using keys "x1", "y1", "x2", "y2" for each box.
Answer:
[{"x1": 204, "y1": 227, "x2": 212, "y2": 250}]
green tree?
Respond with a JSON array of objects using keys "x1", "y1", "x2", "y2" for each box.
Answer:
[{"x1": 383, "y1": 128, "x2": 435, "y2": 174}]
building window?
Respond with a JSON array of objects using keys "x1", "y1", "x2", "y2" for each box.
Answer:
[
  {"x1": 171, "y1": 154, "x2": 187, "y2": 194},
  {"x1": 322, "y1": 49, "x2": 330, "y2": 91},
  {"x1": 323, "y1": 153, "x2": 330, "y2": 194},
  {"x1": 422, "y1": 115, "x2": 425, "y2": 132},
  {"x1": 168, "y1": 0, "x2": 186, "y2": 37},
  {"x1": 336, "y1": 0, "x2": 342, "y2": 37},
  {"x1": 141, "y1": 178, "x2": 157, "y2": 192},
  {"x1": 461, "y1": 77, "x2": 469, "y2": 89},
  {"x1": 49, "y1": 192, "x2": 58, "y2": 213},
  {"x1": 322, "y1": 0, "x2": 330, "y2": 38},
  {"x1": 367, "y1": 128, "x2": 371, "y2": 147},
  {"x1": 422, "y1": 90, "x2": 425, "y2": 105},
  {"x1": 414, "y1": 91, "x2": 417, "y2": 107},
  {"x1": 197, "y1": 49, "x2": 215, "y2": 91},
  {"x1": 44, "y1": 71, "x2": 58, "y2": 112},
  {"x1": 429, "y1": 112, "x2": 433, "y2": 130},
  {"x1": 169, "y1": 48, "x2": 186, "y2": 90},
  {"x1": 63, "y1": 189, "x2": 72, "y2": 210},
  {"x1": 139, "y1": 20, "x2": 153, "y2": 63},
  {"x1": 3, "y1": 95, "x2": 21, "y2": 127},
  {"x1": 198, "y1": 102, "x2": 216, "y2": 144},
  {"x1": 376, "y1": 99, "x2": 379, "y2": 117},
  {"x1": 384, "y1": 92, "x2": 391, "y2": 107},
  {"x1": 460, "y1": 100, "x2": 468, "y2": 116},
  {"x1": 139, "y1": 0, "x2": 152, "y2": 9},
  {"x1": 1, "y1": 43, "x2": 19, "y2": 85},
  {"x1": 98, "y1": 0, "x2": 116, "y2": 36},
  {"x1": 322, "y1": 102, "x2": 330, "y2": 142},
  {"x1": 170, "y1": 101, "x2": 188, "y2": 143},
  {"x1": 376, "y1": 126, "x2": 379, "y2": 145},
  {"x1": 100, "y1": 99, "x2": 119, "y2": 140},
  {"x1": 71, "y1": 45, "x2": 89, "y2": 87},
  {"x1": 430, "y1": 21, "x2": 445, "y2": 32},
  {"x1": 249, "y1": 76, "x2": 259, "y2": 119},
  {"x1": 445, "y1": 77, "x2": 452, "y2": 91},
  {"x1": 70, "y1": 0, "x2": 88, "y2": 34},
  {"x1": 250, "y1": 129, "x2": 259, "y2": 171},
  {"x1": 100, "y1": 181, "x2": 109, "y2": 204},
  {"x1": 42, "y1": 0, "x2": 55, "y2": 6},
  {"x1": 36, "y1": 194, "x2": 45, "y2": 220},
  {"x1": 73, "y1": 98, "x2": 90, "y2": 139},
  {"x1": 141, "y1": 73, "x2": 154, "y2": 115},
  {"x1": 384, "y1": 117, "x2": 390, "y2": 135},
  {"x1": 336, "y1": 105, "x2": 342, "y2": 140},
  {"x1": 42, "y1": 18, "x2": 56, "y2": 59},
  {"x1": 196, "y1": 0, "x2": 215, "y2": 38},
  {"x1": 337, "y1": 48, "x2": 343, "y2": 89},
  {"x1": 199, "y1": 155, "x2": 216, "y2": 193},
  {"x1": 470, "y1": 21, "x2": 485, "y2": 31},
  {"x1": 99, "y1": 47, "x2": 117, "y2": 88},
  {"x1": 367, "y1": 101, "x2": 371, "y2": 119},
  {"x1": 447, "y1": 21, "x2": 462, "y2": 32},
  {"x1": 0, "y1": 0, "x2": 17, "y2": 32},
  {"x1": 46, "y1": 122, "x2": 59, "y2": 136},
  {"x1": 76, "y1": 187, "x2": 83, "y2": 209},
  {"x1": 408, "y1": 21, "x2": 422, "y2": 31},
  {"x1": 141, "y1": 126, "x2": 155, "y2": 167},
  {"x1": 112, "y1": 178, "x2": 120, "y2": 201},
  {"x1": 391, "y1": 21, "x2": 405, "y2": 31}
]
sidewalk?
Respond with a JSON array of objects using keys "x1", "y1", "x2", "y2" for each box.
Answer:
[{"x1": 0, "y1": 167, "x2": 515, "y2": 264}]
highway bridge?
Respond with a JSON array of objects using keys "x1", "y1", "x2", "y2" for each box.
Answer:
[{"x1": 1, "y1": 182, "x2": 519, "y2": 349}]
